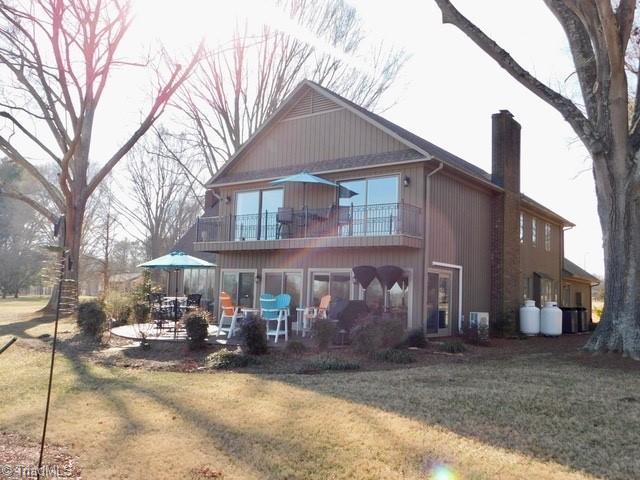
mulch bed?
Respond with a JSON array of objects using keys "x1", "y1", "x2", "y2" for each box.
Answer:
[{"x1": 0, "y1": 432, "x2": 81, "y2": 479}]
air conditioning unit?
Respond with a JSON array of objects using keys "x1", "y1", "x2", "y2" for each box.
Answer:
[{"x1": 468, "y1": 312, "x2": 490, "y2": 344}]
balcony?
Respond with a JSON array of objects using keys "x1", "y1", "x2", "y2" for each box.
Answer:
[{"x1": 194, "y1": 203, "x2": 423, "y2": 252}]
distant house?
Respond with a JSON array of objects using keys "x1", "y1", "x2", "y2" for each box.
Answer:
[
  {"x1": 108, "y1": 272, "x2": 144, "y2": 293},
  {"x1": 188, "y1": 80, "x2": 595, "y2": 335},
  {"x1": 562, "y1": 259, "x2": 600, "y2": 320}
]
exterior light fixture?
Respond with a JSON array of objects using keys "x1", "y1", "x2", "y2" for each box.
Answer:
[{"x1": 403, "y1": 176, "x2": 410, "y2": 187}]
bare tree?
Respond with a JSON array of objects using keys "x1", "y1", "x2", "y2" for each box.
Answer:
[
  {"x1": 115, "y1": 129, "x2": 200, "y2": 272},
  {"x1": 0, "y1": 0, "x2": 202, "y2": 306},
  {"x1": 174, "y1": 0, "x2": 408, "y2": 185},
  {"x1": 433, "y1": 0, "x2": 640, "y2": 358},
  {"x1": 82, "y1": 179, "x2": 118, "y2": 295}
]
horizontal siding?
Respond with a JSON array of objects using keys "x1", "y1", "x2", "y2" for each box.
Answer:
[
  {"x1": 226, "y1": 108, "x2": 407, "y2": 175},
  {"x1": 428, "y1": 172, "x2": 492, "y2": 323}
]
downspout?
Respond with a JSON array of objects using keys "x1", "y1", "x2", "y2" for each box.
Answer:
[{"x1": 422, "y1": 161, "x2": 444, "y2": 331}]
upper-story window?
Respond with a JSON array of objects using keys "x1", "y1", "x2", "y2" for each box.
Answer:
[
  {"x1": 338, "y1": 175, "x2": 399, "y2": 207},
  {"x1": 519, "y1": 213, "x2": 524, "y2": 243},
  {"x1": 235, "y1": 188, "x2": 283, "y2": 240},
  {"x1": 338, "y1": 175, "x2": 399, "y2": 236},
  {"x1": 544, "y1": 223, "x2": 552, "y2": 251},
  {"x1": 531, "y1": 217, "x2": 537, "y2": 247}
]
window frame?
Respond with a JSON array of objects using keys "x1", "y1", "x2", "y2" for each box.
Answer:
[
  {"x1": 531, "y1": 217, "x2": 537, "y2": 247},
  {"x1": 544, "y1": 223, "x2": 552, "y2": 251}
]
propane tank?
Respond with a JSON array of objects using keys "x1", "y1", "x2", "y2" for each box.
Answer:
[
  {"x1": 520, "y1": 300, "x2": 540, "y2": 336},
  {"x1": 540, "y1": 301, "x2": 562, "y2": 336}
]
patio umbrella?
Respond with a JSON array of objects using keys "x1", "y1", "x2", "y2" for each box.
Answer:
[
  {"x1": 376, "y1": 265, "x2": 404, "y2": 312},
  {"x1": 352, "y1": 265, "x2": 378, "y2": 302},
  {"x1": 271, "y1": 171, "x2": 357, "y2": 207},
  {"x1": 138, "y1": 251, "x2": 216, "y2": 338}
]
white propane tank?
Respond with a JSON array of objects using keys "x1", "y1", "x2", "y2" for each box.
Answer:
[
  {"x1": 540, "y1": 301, "x2": 562, "y2": 336},
  {"x1": 519, "y1": 300, "x2": 540, "y2": 335}
]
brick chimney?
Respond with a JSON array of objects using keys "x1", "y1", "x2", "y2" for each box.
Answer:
[{"x1": 490, "y1": 110, "x2": 522, "y2": 333}]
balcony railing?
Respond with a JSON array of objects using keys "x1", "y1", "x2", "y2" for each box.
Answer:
[{"x1": 195, "y1": 202, "x2": 422, "y2": 243}]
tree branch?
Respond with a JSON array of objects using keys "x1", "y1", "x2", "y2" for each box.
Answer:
[
  {"x1": 433, "y1": 0, "x2": 603, "y2": 154},
  {"x1": 0, "y1": 188, "x2": 57, "y2": 223}
]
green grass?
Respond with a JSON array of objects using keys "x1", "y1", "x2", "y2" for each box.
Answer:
[{"x1": 1, "y1": 304, "x2": 638, "y2": 479}]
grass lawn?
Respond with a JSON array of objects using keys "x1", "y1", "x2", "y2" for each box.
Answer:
[{"x1": 1, "y1": 300, "x2": 639, "y2": 479}]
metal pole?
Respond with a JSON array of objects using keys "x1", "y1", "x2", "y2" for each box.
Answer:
[
  {"x1": 174, "y1": 268, "x2": 179, "y2": 339},
  {"x1": 37, "y1": 248, "x2": 66, "y2": 479},
  {"x1": 0, "y1": 336, "x2": 17, "y2": 355}
]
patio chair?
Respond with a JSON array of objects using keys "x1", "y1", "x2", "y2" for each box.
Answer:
[
  {"x1": 217, "y1": 292, "x2": 244, "y2": 338},
  {"x1": 262, "y1": 293, "x2": 290, "y2": 343},
  {"x1": 148, "y1": 293, "x2": 168, "y2": 333},
  {"x1": 316, "y1": 294, "x2": 332, "y2": 320},
  {"x1": 186, "y1": 293, "x2": 202, "y2": 311}
]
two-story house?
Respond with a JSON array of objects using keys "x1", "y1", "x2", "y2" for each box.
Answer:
[{"x1": 192, "y1": 80, "x2": 587, "y2": 336}]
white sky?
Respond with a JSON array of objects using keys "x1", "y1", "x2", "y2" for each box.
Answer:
[{"x1": 94, "y1": 0, "x2": 603, "y2": 275}]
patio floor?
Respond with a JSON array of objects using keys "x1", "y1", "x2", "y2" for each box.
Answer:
[{"x1": 110, "y1": 322, "x2": 311, "y2": 347}]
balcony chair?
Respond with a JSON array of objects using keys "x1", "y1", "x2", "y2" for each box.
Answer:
[
  {"x1": 276, "y1": 207, "x2": 294, "y2": 239},
  {"x1": 186, "y1": 293, "x2": 202, "y2": 311},
  {"x1": 217, "y1": 292, "x2": 244, "y2": 338},
  {"x1": 262, "y1": 293, "x2": 290, "y2": 343}
]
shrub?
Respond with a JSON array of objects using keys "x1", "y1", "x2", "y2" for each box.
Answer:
[
  {"x1": 205, "y1": 348, "x2": 255, "y2": 369},
  {"x1": 438, "y1": 340, "x2": 467, "y2": 354},
  {"x1": 352, "y1": 315, "x2": 404, "y2": 354},
  {"x1": 313, "y1": 319, "x2": 336, "y2": 351},
  {"x1": 402, "y1": 328, "x2": 428, "y2": 348},
  {"x1": 300, "y1": 354, "x2": 360, "y2": 372},
  {"x1": 241, "y1": 313, "x2": 268, "y2": 355},
  {"x1": 184, "y1": 310, "x2": 210, "y2": 350},
  {"x1": 77, "y1": 300, "x2": 107, "y2": 340},
  {"x1": 132, "y1": 302, "x2": 150, "y2": 323},
  {"x1": 372, "y1": 348, "x2": 416, "y2": 364},
  {"x1": 104, "y1": 291, "x2": 132, "y2": 324},
  {"x1": 285, "y1": 340, "x2": 307, "y2": 356}
]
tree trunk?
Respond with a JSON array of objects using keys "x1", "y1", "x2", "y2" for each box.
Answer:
[
  {"x1": 13, "y1": 291, "x2": 18, "y2": 298},
  {"x1": 585, "y1": 177, "x2": 640, "y2": 359}
]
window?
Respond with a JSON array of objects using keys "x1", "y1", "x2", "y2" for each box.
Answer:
[
  {"x1": 544, "y1": 223, "x2": 552, "y2": 251},
  {"x1": 235, "y1": 188, "x2": 283, "y2": 240},
  {"x1": 531, "y1": 218, "x2": 537, "y2": 246},
  {"x1": 183, "y1": 268, "x2": 215, "y2": 301},
  {"x1": 575, "y1": 292, "x2": 583, "y2": 307},
  {"x1": 263, "y1": 270, "x2": 303, "y2": 316},
  {"x1": 540, "y1": 278, "x2": 556, "y2": 304},
  {"x1": 519, "y1": 213, "x2": 524, "y2": 243},
  {"x1": 221, "y1": 270, "x2": 255, "y2": 308},
  {"x1": 338, "y1": 175, "x2": 399, "y2": 236},
  {"x1": 310, "y1": 271, "x2": 352, "y2": 306}
]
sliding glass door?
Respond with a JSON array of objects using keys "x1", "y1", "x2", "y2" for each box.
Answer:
[
  {"x1": 338, "y1": 175, "x2": 399, "y2": 236},
  {"x1": 221, "y1": 270, "x2": 255, "y2": 308},
  {"x1": 263, "y1": 270, "x2": 303, "y2": 317},
  {"x1": 235, "y1": 188, "x2": 283, "y2": 240},
  {"x1": 309, "y1": 271, "x2": 352, "y2": 306}
]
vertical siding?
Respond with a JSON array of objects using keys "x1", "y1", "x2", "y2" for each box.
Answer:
[
  {"x1": 428, "y1": 172, "x2": 493, "y2": 326},
  {"x1": 225, "y1": 107, "x2": 407, "y2": 175}
]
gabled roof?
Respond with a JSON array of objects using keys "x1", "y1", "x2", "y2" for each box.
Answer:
[
  {"x1": 563, "y1": 258, "x2": 600, "y2": 285},
  {"x1": 207, "y1": 80, "x2": 497, "y2": 189}
]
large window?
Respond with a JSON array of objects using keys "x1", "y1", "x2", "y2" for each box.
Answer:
[
  {"x1": 310, "y1": 271, "x2": 352, "y2": 306},
  {"x1": 221, "y1": 270, "x2": 255, "y2": 308},
  {"x1": 235, "y1": 188, "x2": 283, "y2": 240},
  {"x1": 544, "y1": 223, "x2": 552, "y2": 251},
  {"x1": 338, "y1": 175, "x2": 399, "y2": 236}
]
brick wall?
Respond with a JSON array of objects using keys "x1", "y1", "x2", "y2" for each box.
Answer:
[{"x1": 490, "y1": 110, "x2": 522, "y2": 332}]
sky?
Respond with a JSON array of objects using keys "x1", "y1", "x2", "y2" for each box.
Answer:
[{"x1": 94, "y1": 0, "x2": 603, "y2": 275}]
